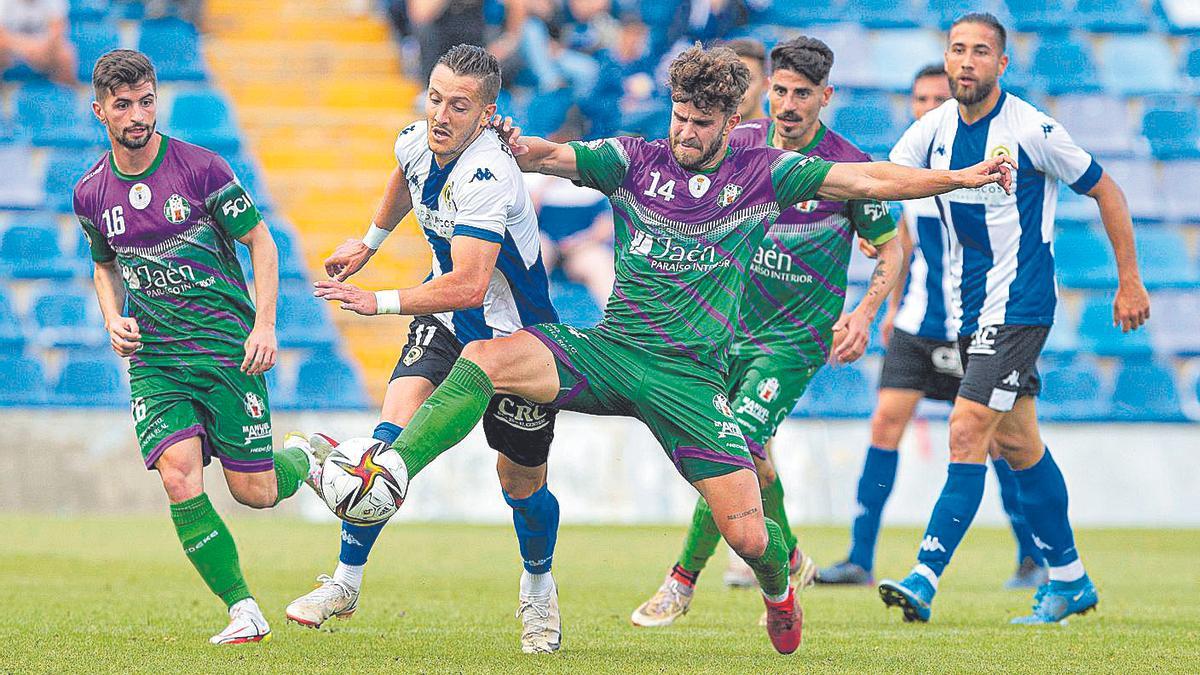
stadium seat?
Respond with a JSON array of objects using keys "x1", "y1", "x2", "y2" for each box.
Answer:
[
  {"x1": 800, "y1": 24, "x2": 873, "y2": 90},
  {"x1": 0, "y1": 146, "x2": 44, "y2": 209},
  {"x1": 793, "y1": 363, "x2": 874, "y2": 418},
  {"x1": 0, "y1": 289, "x2": 28, "y2": 351},
  {"x1": 1186, "y1": 45, "x2": 1200, "y2": 91},
  {"x1": 70, "y1": 0, "x2": 111, "y2": 20},
  {"x1": 1077, "y1": 293, "x2": 1153, "y2": 357},
  {"x1": 1052, "y1": 95, "x2": 1135, "y2": 157},
  {"x1": 1029, "y1": 38, "x2": 1100, "y2": 95},
  {"x1": 1037, "y1": 355, "x2": 1109, "y2": 421},
  {"x1": 870, "y1": 30, "x2": 943, "y2": 92},
  {"x1": 1109, "y1": 358, "x2": 1187, "y2": 422},
  {"x1": 1098, "y1": 35, "x2": 1180, "y2": 96},
  {"x1": 15, "y1": 83, "x2": 104, "y2": 148},
  {"x1": 1005, "y1": 0, "x2": 1072, "y2": 33},
  {"x1": 0, "y1": 226, "x2": 78, "y2": 279},
  {"x1": 924, "y1": 0, "x2": 1006, "y2": 28},
  {"x1": 271, "y1": 226, "x2": 307, "y2": 281},
  {"x1": 1160, "y1": 0, "x2": 1200, "y2": 34},
  {"x1": 832, "y1": 103, "x2": 898, "y2": 154},
  {"x1": 549, "y1": 280, "x2": 602, "y2": 328},
  {"x1": 1101, "y1": 160, "x2": 1163, "y2": 221},
  {"x1": 277, "y1": 286, "x2": 337, "y2": 348},
  {"x1": 44, "y1": 149, "x2": 105, "y2": 213},
  {"x1": 1150, "y1": 292, "x2": 1200, "y2": 355},
  {"x1": 1042, "y1": 301, "x2": 1079, "y2": 355},
  {"x1": 1160, "y1": 161, "x2": 1200, "y2": 222},
  {"x1": 51, "y1": 355, "x2": 126, "y2": 406},
  {"x1": 290, "y1": 353, "x2": 369, "y2": 409},
  {"x1": 70, "y1": 20, "x2": 121, "y2": 83},
  {"x1": 1133, "y1": 229, "x2": 1199, "y2": 289},
  {"x1": 226, "y1": 153, "x2": 273, "y2": 212},
  {"x1": 760, "y1": 0, "x2": 845, "y2": 27},
  {"x1": 138, "y1": 17, "x2": 206, "y2": 81},
  {"x1": 167, "y1": 90, "x2": 241, "y2": 155},
  {"x1": 1055, "y1": 227, "x2": 1115, "y2": 289},
  {"x1": 1142, "y1": 107, "x2": 1200, "y2": 160},
  {"x1": 1077, "y1": 0, "x2": 1151, "y2": 32},
  {"x1": 844, "y1": 0, "x2": 921, "y2": 28},
  {"x1": 0, "y1": 356, "x2": 48, "y2": 406},
  {"x1": 33, "y1": 290, "x2": 105, "y2": 348}
]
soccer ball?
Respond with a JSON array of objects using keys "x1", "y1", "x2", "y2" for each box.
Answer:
[{"x1": 320, "y1": 437, "x2": 408, "y2": 525}]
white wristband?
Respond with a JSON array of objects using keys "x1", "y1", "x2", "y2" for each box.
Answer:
[
  {"x1": 374, "y1": 290, "x2": 402, "y2": 315},
  {"x1": 363, "y1": 223, "x2": 391, "y2": 250}
]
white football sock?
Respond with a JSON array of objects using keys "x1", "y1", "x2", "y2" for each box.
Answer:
[
  {"x1": 521, "y1": 570, "x2": 554, "y2": 597},
  {"x1": 1048, "y1": 558, "x2": 1085, "y2": 583},
  {"x1": 334, "y1": 562, "x2": 364, "y2": 591}
]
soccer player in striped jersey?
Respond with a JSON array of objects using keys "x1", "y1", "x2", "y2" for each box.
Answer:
[
  {"x1": 73, "y1": 50, "x2": 320, "y2": 644},
  {"x1": 630, "y1": 36, "x2": 903, "y2": 629},
  {"x1": 876, "y1": 14, "x2": 1150, "y2": 624},
  {"x1": 283, "y1": 45, "x2": 565, "y2": 654},
  {"x1": 351, "y1": 44, "x2": 1013, "y2": 654},
  {"x1": 818, "y1": 64, "x2": 1049, "y2": 590}
]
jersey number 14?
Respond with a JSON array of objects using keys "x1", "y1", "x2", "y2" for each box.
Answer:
[{"x1": 642, "y1": 171, "x2": 676, "y2": 202}]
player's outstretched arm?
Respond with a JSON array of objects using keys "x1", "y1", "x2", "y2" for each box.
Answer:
[
  {"x1": 238, "y1": 222, "x2": 279, "y2": 375},
  {"x1": 91, "y1": 260, "x2": 141, "y2": 358},
  {"x1": 325, "y1": 165, "x2": 415, "y2": 281},
  {"x1": 488, "y1": 115, "x2": 580, "y2": 180},
  {"x1": 831, "y1": 235, "x2": 903, "y2": 363},
  {"x1": 817, "y1": 156, "x2": 1014, "y2": 202},
  {"x1": 1088, "y1": 172, "x2": 1150, "y2": 332}
]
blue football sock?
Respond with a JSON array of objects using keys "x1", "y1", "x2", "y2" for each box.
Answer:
[
  {"x1": 847, "y1": 446, "x2": 899, "y2": 571},
  {"x1": 915, "y1": 462, "x2": 987, "y2": 578},
  {"x1": 1013, "y1": 448, "x2": 1082, "y2": 580},
  {"x1": 504, "y1": 483, "x2": 560, "y2": 575},
  {"x1": 338, "y1": 422, "x2": 403, "y2": 567},
  {"x1": 992, "y1": 456, "x2": 1045, "y2": 566}
]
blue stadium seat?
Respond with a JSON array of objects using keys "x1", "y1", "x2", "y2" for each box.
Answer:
[
  {"x1": 870, "y1": 30, "x2": 943, "y2": 91},
  {"x1": 70, "y1": 20, "x2": 121, "y2": 83},
  {"x1": 1109, "y1": 358, "x2": 1187, "y2": 422},
  {"x1": 0, "y1": 289, "x2": 27, "y2": 351},
  {"x1": 1038, "y1": 356, "x2": 1108, "y2": 421},
  {"x1": 0, "y1": 226, "x2": 78, "y2": 279},
  {"x1": 794, "y1": 363, "x2": 873, "y2": 418},
  {"x1": 0, "y1": 356, "x2": 48, "y2": 406},
  {"x1": 1150, "y1": 292, "x2": 1200, "y2": 356},
  {"x1": 802, "y1": 24, "x2": 873, "y2": 90},
  {"x1": 1077, "y1": 0, "x2": 1151, "y2": 32},
  {"x1": 1029, "y1": 38, "x2": 1100, "y2": 95},
  {"x1": 761, "y1": 0, "x2": 845, "y2": 27},
  {"x1": 1160, "y1": 161, "x2": 1200, "y2": 222},
  {"x1": 15, "y1": 83, "x2": 104, "y2": 147},
  {"x1": 1142, "y1": 107, "x2": 1200, "y2": 160},
  {"x1": 226, "y1": 153, "x2": 273, "y2": 211},
  {"x1": 1134, "y1": 229, "x2": 1199, "y2": 289},
  {"x1": 290, "y1": 354, "x2": 369, "y2": 409},
  {"x1": 1186, "y1": 45, "x2": 1200, "y2": 89},
  {"x1": 1098, "y1": 35, "x2": 1180, "y2": 96},
  {"x1": 138, "y1": 17, "x2": 206, "y2": 81},
  {"x1": 1005, "y1": 0, "x2": 1071, "y2": 32},
  {"x1": 70, "y1": 0, "x2": 111, "y2": 20},
  {"x1": 1160, "y1": 0, "x2": 1200, "y2": 34},
  {"x1": 44, "y1": 149, "x2": 105, "y2": 213},
  {"x1": 844, "y1": 0, "x2": 921, "y2": 28},
  {"x1": 1054, "y1": 179, "x2": 1098, "y2": 222},
  {"x1": 167, "y1": 90, "x2": 241, "y2": 155},
  {"x1": 52, "y1": 355, "x2": 126, "y2": 406},
  {"x1": 1052, "y1": 95, "x2": 1135, "y2": 156},
  {"x1": 271, "y1": 226, "x2": 307, "y2": 281},
  {"x1": 1101, "y1": 160, "x2": 1163, "y2": 221},
  {"x1": 1077, "y1": 293, "x2": 1153, "y2": 357},
  {"x1": 32, "y1": 290, "x2": 105, "y2": 348},
  {"x1": 1055, "y1": 227, "x2": 1114, "y2": 288},
  {"x1": 0, "y1": 146, "x2": 44, "y2": 209},
  {"x1": 277, "y1": 286, "x2": 337, "y2": 348},
  {"x1": 924, "y1": 0, "x2": 1006, "y2": 28},
  {"x1": 549, "y1": 280, "x2": 602, "y2": 328},
  {"x1": 832, "y1": 103, "x2": 898, "y2": 154},
  {"x1": 1042, "y1": 301, "x2": 1079, "y2": 355}
]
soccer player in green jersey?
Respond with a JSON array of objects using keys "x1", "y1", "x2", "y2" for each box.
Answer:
[
  {"x1": 346, "y1": 44, "x2": 1012, "y2": 654},
  {"x1": 72, "y1": 50, "x2": 320, "y2": 644},
  {"x1": 630, "y1": 35, "x2": 905, "y2": 628}
]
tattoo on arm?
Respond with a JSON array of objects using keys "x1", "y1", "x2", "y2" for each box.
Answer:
[
  {"x1": 864, "y1": 258, "x2": 889, "y2": 301},
  {"x1": 726, "y1": 507, "x2": 760, "y2": 521}
]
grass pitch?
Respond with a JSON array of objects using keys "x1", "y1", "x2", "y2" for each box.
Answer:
[{"x1": 1, "y1": 515, "x2": 1197, "y2": 673}]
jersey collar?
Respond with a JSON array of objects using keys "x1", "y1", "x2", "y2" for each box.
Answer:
[
  {"x1": 958, "y1": 90, "x2": 1007, "y2": 129},
  {"x1": 109, "y1": 134, "x2": 170, "y2": 181}
]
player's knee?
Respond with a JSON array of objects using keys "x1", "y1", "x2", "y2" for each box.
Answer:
[
  {"x1": 461, "y1": 340, "x2": 503, "y2": 377},
  {"x1": 948, "y1": 410, "x2": 991, "y2": 462},
  {"x1": 870, "y1": 406, "x2": 908, "y2": 447},
  {"x1": 230, "y1": 478, "x2": 277, "y2": 509},
  {"x1": 725, "y1": 524, "x2": 768, "y2": 559},
  {"x1": 993, "y1": 431, "x2": 1042, "y2": 470},
  {"x1": 158, "y1": 468, "x2": 201, "y2": 503},
  {"x1": 496, "y1": 458, "x2": 545, "y2": 500}
]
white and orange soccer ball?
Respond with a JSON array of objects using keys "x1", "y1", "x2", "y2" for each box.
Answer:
[{"x1": 319, "y1": 437, "x2": 408, "y2": 525}]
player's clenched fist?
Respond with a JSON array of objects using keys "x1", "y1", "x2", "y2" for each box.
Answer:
[
  {"x1": 313, "y1": 279, "x2": 378, "y2": 316},
  {"x1": 324, "y1": 238, "x2": 374, "y2": 281},
  {"x1": 105, "y1": 316, "x2": 142, "y2": 357}
]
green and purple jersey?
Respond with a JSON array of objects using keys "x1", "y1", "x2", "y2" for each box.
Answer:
[
  {"x1": 72, "y1": 135, "x2": 263, "y2": 368},
  {"x1": 569, "y1": 136, "x2": 832, "y2": 371},
  {"x1": 727, "y1": 121, "x2": 897, "y2": 367}
]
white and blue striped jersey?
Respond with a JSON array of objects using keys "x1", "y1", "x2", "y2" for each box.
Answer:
[
  {"x1": 890, "y1": 92, "x2": 1103, "y2": 335},
  {"x1": 893, "y1": 196, "x2": 956, "y2": 341},
  {"x1": 394, "y1": 120, "x2": 557, "y2": 343}
]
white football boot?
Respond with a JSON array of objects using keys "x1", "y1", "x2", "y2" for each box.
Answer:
[
  {"x1": 630, "y1": 576, "x2": 694, "y2": 627},
  {"x1": 286, "y1": 574, "x2": 359, "y2": 628},
  {"x1": 516, "y1": 576, "x2": 562, "y2": 654},
  {"x1": 723, "y1": 546, "x2": 758, "y2": 588},
  {"x1": 210, "y1": 598, "x2": 271, "y2": 645}
]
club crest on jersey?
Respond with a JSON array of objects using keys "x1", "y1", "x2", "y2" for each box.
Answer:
[
  {"x1": 129, "y1": 183, "x2": 152, "y2": 210},
  {"x1": 440, "y1": 181, "x2": 456, "y2": 210},
  {"x1": 713, "y1": 393, "x2": 733, "y2": 418},
  {"x1": 163, "y1": 194, "x2": 191, "y2": 224},
  {"x1": 402, "y1": 346, "x2": 424, "y2": 366},
  {"x1": 757, "y1": 377, "x2": 780, "y2": 403},
  {"x1": 795, "y1": 200, "x2": 819, "y2": 213},
  {"x1": 688, "y1": 174, "x2": 711, "y2": 198},
  {"x1": 717, "y1": 184, "x2": 742, "y2": 207},
  {"x1": 243, "y1": 392, "x2": 266, "y2": 419},
  {"x1": 990, "y1": 145, "x2": 1011, "y2": 158}
]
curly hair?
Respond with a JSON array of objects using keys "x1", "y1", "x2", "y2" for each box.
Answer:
[
  {"x1": 769, "y1": 36, "x2": 834, "y2": 85},
  {"x1": 667, "y1": 43, "x2": 750, "y2": 117}
]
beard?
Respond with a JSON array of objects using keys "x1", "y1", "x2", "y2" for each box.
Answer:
[
  {"x1": 952, "y1": 76, "x2": 996, "y2": 106},
  {"x1": 670, "y1": 133, "x2": 725, "y2": 171},
  {"x1": 115, "y1": 121, "x2": 155, "y2": 150}
]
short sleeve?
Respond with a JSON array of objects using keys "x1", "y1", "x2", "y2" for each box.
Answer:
[
  {"x1": 394, "y1": 120, "x2": 427, "y2": 173},
  {"x1": 451, "y1": 163, "x2": 513, "y2": 243},
  {"x1": 201, "y1": 155, "x2": 262, "y2": 239},
  {"x1": 772, "y1": 152, "x2": 834, "y2": 210},
  {"x1": 1021, "y1": 115, "x2": 1103, "y2": 195},
  {"x1": 889, "y1": 112, "x2": 939, "y2": 169},
  {"x1": 73, "y1": 192, "x2": 116, "y2": 263},
  {"x1": 848, "y1": 199, "x2": 898, "y2": 246},
  {"x1": 568, "y1": 137, "x2": 633, "y2": 195}
]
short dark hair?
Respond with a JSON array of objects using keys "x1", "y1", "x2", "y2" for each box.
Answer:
[
  {"x1": 769, "y1": 36, "x2": 834, "y2": 84},
  {"x1": 914, "y1": 63, "x2": 946, "y2": 84},
  {"x1": 92, "y1": 49, "x2": 156, "y2": 101},
  {"x1": 723, "y1": 38, "x2": 766, "y2": 68},
  {"x1": 435, "y1": 44, "x2": 502, "y2": 105},
  {"x1": 667, "y1": 43, "x2": 751, "y2": 117},
  {"x1": 951, "y1": 12, "x2": 1007, "y2": 53}
]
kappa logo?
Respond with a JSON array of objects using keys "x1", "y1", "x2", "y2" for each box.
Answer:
[
  {"x1": 402, "y1": 346, "x2": 424, "y2": 366},
  {"x1": 1002, "y1": 370, "x2": 1021, "y2": 387},
  {"x1": 1041, "y1": 123, "x2": 1055, "y2": 138},
  {"x1": 243, "y1": 392, "x2": 266, "y2": 419},
  {"x1": 713, "y1": 394, "x2": 733, "y2": 418},
  {"x1": 967, "y1": 326, "x2": 998, "y2": 355},
  {"x1": 935, "y1": 144, "x2": 946, "y2": 156},
  {"x1": 757, "y1": 377, "x2": 780, "y2": 403},
  {"x1": 1032, "y1": 534, "x2": 1053, "y2": 551},
  {"x1": 341, "y1": 530, "x2": 364, "y2": 547},
  {"x1": 400, "y1": 123, "x2": 418, "y2": 136},
  {"x1": 688, "y1": 174, "x2": 711, "y2": 198},
  {"x1": 919, "y1": 535, "x2": 947, "y2": 553},
  {"x1": 717, "y1": 183, "x2": 742, "y2": 207},
  {"x1": 470, "y1": 167, "x2": 496, "y2": 183}
]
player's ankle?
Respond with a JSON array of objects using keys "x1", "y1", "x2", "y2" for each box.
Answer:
[
  {"x1": 670, "y1": 564, "x2": 700, "y2": 589},
  {"x1": 333, "y1": 562, "x2": 364, "y2": 590}
]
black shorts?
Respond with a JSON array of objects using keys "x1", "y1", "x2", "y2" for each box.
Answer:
[
  {"x1": 391, "y1": 315, "x2": 556, "y2": 467},
  {"x1": 877, "y1": 328, "x2": 963, "y2": 402},
  {"x1": 956, "y1": 324, "x2": 1049, "y2": 412}
]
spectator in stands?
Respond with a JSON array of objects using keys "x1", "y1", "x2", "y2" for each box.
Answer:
[
  {"x1": 518, "y1": 0, "x2": 598, "y2": 97},
  {"x1": 0, "y1": 0, "x2": 76, "y2": 84},
  {"x1": 144, "y1": 0, "x2": 205, "y2": 28},
  {"x1": 403, "y1": 0, "x2": 526, "y2": 82},
  {"x1": 724, "y1": 38, "x2": 766, "y2": 121}
]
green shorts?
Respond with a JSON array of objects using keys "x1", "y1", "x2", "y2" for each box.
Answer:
[
  {"x1": 129, "y1": 364, "x2": 274, "y2": 473},
  {"x1": 523, "y1": 323, "x2": 754, "y2": 482},
  {"x1": 725, "y1": 353, "x2": 819, "y2": 460}
]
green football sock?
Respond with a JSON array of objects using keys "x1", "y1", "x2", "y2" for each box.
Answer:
[
  {"x1": 761, "y1": 474, "x2": 798, "y2": 554},
  {"x1": 272, "y1": 445, "x2": 308, "y2": 505},
  {"x1": 392, "y1": 358, "x2": 495, "y2": 478},
  {"x1": 169, "y1": 493, "x2": 251, "y2": 608},
  {"x1": 745, "y1": 517, "x2": 790, "y2": 598},
  {"x1": 676, "y1": 496, "x2": 723, "y2": 573}
]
